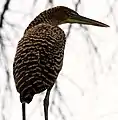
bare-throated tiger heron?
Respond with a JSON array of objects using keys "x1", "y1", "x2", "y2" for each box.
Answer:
[{"x1": 13, "y1": 6, "x2": 109, "y2": 120}]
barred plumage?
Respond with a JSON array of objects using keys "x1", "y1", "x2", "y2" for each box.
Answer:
[
  {"x1": 13, "y1": 6, "x2": 109, "y2": 120},
  {"x1": 13, "y1": 23, "x2": 66, "y2": 103}
]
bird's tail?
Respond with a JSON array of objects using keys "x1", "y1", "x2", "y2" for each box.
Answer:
[{"x1": 20, "y1": 93, "x2": 34, "y2": 104}]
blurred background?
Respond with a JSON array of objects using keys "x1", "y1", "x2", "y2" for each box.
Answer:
[{"x1": 0, "y1": 0, "x2": 118, "y2": 120}]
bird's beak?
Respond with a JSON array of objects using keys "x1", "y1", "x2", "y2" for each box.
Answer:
[{"x1": 65, "y1": 14, "x2": 109, "y2": 27}]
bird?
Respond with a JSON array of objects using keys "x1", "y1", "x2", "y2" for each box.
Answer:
[{"x1": 13, "y1": 6, "x2": 109, "y2": 120}]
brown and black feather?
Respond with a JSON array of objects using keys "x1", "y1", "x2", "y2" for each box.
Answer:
[{"x1": 13, "y1": 23, "x2": 66, "y2": 103}]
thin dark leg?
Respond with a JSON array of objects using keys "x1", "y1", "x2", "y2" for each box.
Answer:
[
  {"x1": 43, "y1": 87, "x2": 52, "y2": 120},
  {"x1": 22, "y1": 103, "x2": 26, "y2": 120}
]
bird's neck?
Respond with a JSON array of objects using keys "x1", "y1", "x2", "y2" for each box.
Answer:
[{"x1": 26, "y1": 14, "x2": 60, "y2": 31}]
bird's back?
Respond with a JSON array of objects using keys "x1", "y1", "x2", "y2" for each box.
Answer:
[{"x1": 13, "y1": 23, "x2": 66, "y2": 103}]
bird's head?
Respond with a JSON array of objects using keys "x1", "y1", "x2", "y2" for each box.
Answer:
[
  {"x1": 27, "y1": 6, "x2": 109, "y2": 31},
  {"x1": 39, "y1": 6, "x2": 109, "y2": 27}
]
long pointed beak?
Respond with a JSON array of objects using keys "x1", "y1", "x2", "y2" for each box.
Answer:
[{"x1": 66, "y1": 15, "x2": 109, "y2": 27}]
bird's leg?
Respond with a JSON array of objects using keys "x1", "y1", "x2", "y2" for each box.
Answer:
[
  {"x1": 22, "y1": 103, "x2": 26, "y2": 120},
  {"x1": 43, "y1": 87, "x2": 52, "y2": 120}
]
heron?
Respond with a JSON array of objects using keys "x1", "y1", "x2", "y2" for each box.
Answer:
[{"x1": 13, "y1": 6, "x2": 109, "y2": 120}]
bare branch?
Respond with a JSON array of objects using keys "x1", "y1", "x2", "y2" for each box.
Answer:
[{"x1": 0, "y1": 0, "x2": 10, "y2": 28}]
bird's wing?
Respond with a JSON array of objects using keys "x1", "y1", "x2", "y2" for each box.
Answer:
[{"x1": 13, "y1": 37, "x2": 47, "y2": 95}]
